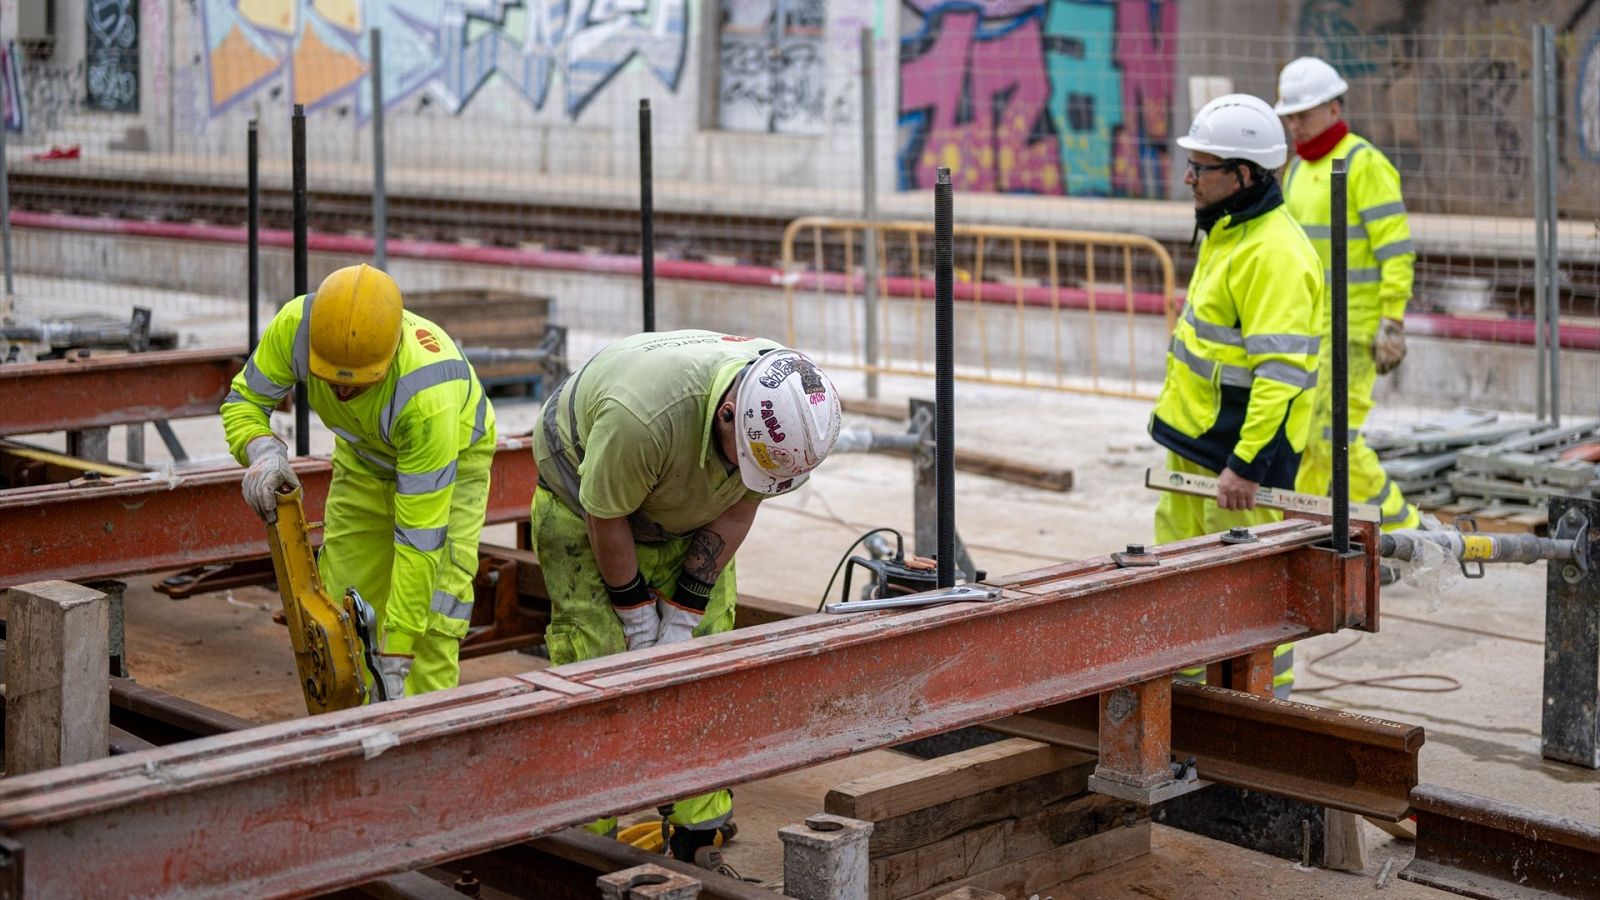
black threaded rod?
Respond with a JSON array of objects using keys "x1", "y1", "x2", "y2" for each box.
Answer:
[
  {"x1": 247, "y1": 119, "x2": 259, "y2": 352},
  {"x1": 1330, "y1": 158, "x2": 1350, "y2": 553},
  {"x1": 639, "y1": 99, "x2": 655, "y2": 333},
  {"x1": 934, "y1": 167, "x2": 955, "y2": 588},
  {"x1": 291, "y1": 104, "x2": 310, "y2": 456}
]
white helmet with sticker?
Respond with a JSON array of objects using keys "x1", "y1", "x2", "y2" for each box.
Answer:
[{"x1": 734, "y1": 350, "x2": 842, "y2": 494}]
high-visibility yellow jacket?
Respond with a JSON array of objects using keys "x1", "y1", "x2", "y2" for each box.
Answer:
[
  {"x1": 1284, "y1": 131, "x2": 1414, "y2": 340},
  {"x1": 220, "y1": 295, "x2": 496, "y2": 655},
  {"x1": 1150, "y1": 182, "x2": 1324, "y2": 489}
]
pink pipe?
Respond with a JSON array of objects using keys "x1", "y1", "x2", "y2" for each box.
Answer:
[{"x1": 14, "y1": 211, "x2": 1597, "y2": 350}]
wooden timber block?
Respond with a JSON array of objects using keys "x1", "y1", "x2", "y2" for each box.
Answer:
[
  {"x1": 898, "y1": 822, "x2": 1150, "y2": 900},
  {"x1": 931, "y1": 889, "x2": 1006, "y2": 900},
  {"x1": 1323, "y1": 809, "x2": 1369, "y2": 873},
  {"x1": 872, "y1": 792, "x2": 1144, "y2": 900},
  {"x1": 826, "y1": 738, "x2": 1093, "y2": 824}
]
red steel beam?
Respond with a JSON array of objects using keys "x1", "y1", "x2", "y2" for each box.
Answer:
[
  {"x1": 0, "y1": 439, "x2": 536, "y2": 588},
  {"x1": 0, "y1": 348, "x2": 245, "y2": 436},
  {"x1": 0, "y1": 519, "x2": 1375, "y2": 898}
]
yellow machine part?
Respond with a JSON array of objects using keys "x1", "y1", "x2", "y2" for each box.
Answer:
[{"x1": 265, "y1": 486, "x2": 369, "y2": 714}]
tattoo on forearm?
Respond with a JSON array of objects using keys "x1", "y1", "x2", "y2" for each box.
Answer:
[{"x1": 684, "y1": 530, "x2": 727, "y2": 584}]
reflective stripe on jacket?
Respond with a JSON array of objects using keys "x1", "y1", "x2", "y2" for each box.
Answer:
[
  {"x1": 1150, "y1": 185, "x2": 1324, "y2": 489},
  {"x1": 1284, "y1": 131, "x2": 1414, "y2": 336},
  {"x1": 220, "y1": 295, "x2": 496, "y2": 654}
]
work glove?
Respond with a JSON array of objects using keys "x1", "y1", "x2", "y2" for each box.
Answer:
[
  {"x1": 1373, "y1": 318, "x2": 1406, "y2": 375},
  {"x1": 242, "y1": 436, "x2": 299, "y2": 523},
  {"x1": 375, "y1": 653, "x2": 412, "y2": 701},
  {"x1": 605, "y1": 572, "x2": 662, "y2": 651},
  {"x1": 656, "y1": 573, "x2": 715, "y2": 646}
]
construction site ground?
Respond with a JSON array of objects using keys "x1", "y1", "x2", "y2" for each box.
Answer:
[{"x1": 11, "y1": 281, "x2": 1597, "y2": 897}]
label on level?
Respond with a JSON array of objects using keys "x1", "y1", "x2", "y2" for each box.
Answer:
[{"x1": 1145, "y1": 468, "x2": 1382, "y2": 523}]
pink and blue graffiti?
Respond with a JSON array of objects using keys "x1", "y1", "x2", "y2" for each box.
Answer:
[{"x1": 898, "y1": 0, "x2": 1176, "y2": 198}]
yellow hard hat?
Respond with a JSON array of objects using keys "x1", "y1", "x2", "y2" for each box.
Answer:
[{"x1": 308, "y1": 264, "x2": 403, "y2": 386}]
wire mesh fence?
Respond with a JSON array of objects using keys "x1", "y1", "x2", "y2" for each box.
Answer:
[{"x1": 0, "y1": 1, "x2": 1593, "y2": 414}]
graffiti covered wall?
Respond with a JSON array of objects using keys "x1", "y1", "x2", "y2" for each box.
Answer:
[
  {"x1": 897, "y1": 0, "x2": 1177, "y2": 197},
  {"x1": 201, "y1": 0, "x2": 689, "y2": 122}
]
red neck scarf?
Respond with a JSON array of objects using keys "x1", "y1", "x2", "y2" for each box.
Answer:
[{"x1": 1295, "y1": 120, "x2": 1349, "y2": 162}]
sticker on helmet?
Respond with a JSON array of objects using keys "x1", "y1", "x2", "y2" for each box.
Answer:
[
  {"x1": 757, "y1": 355, "x2": 824, "y2": 394},
  {"x1": 721, "y1": 335, "x2": 755, "y2": 342},
  {"x1": 416, "y1": 329, "x2": 442, "y2": 353},
  {"x1": 749, "y1": 441, "x2": 779, "y2": 471}
]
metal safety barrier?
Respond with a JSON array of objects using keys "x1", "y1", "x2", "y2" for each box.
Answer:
[{"x1": 780, "y1": 217, "x2": 1177, "y2": 400}]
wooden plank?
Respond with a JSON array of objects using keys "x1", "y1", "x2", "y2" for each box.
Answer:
[
  {"x1": 900, "y1": 822, "x2": 1150, "y2": 900},
  {"x1": 1366, "y1": 815, "x2": 1417, "y2": 842},
  {"x1": 873, "y1": 793, "x2": 1140, "y2": 900},
  {"x1": 4, "y1": 581, "x2": 109, "y2": 775},
  {"x1": 1323, "y1": 809, "x2": 1368, "y2": 873},
  {"x1": 842, "y1": 397, "x2": 912, "y2": 421},
  {"x1": 864, "y1": 760, "x2": 1100, "y2": 858},
  {"x1": 826, "y1": 738, "x2": 1093, "y2": 822}
]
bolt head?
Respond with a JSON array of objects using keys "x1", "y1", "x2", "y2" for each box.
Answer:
[
  {"x1": 1125, "y1": 543, "x2": 1146, "y2": 555},
  {"x1": 1228, "y1": 527, "x2": 1249, "y2": 537}
]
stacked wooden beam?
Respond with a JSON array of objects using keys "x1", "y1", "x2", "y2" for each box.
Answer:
[{"x1": 825, "y1": 738, "x2": 1149, "y2": 900}]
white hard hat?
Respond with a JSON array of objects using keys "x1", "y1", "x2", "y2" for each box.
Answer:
[
  {"x1": 734, "y1": 350, "x2": 842, "y2": 494},
  {"x1": 1177, "y1": 93, "x2": 1288, "y2": 170},
  {"x1": 1274, "y1": 56, "x2": 1349, "y2": 115}
]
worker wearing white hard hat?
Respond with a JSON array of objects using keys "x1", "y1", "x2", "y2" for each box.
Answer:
[
  {"x1": 1151, "y1": 94, "x2": 1324, "y2": 698},
  {"x1": 530, "y1": 330, "x2": 842, "y2": 864},
  {"x1": 1276, "y1": 56, "x2": 1422, "y2": 533}
]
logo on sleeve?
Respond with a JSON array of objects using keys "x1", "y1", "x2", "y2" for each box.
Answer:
[{"x1": 416, "y1": 329, "x2": 442, "y2": 353}]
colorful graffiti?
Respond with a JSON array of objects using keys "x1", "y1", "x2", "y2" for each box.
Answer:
[
  {"x1": 898, "y1": 0, "x2": 1177, "y2": 197},
  {"x1": 201, "y1": 0, "x2": 689, "y2": 121}
]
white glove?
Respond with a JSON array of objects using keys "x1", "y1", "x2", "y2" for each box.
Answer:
[
  {"x1": 605, "y1": 573, "x2": 663, "y2": 651},
  {"x1": 1373, "y1": 318, "x2": 1406, "y2": 375},
  {"x1": 656, "y1": 574, "x2": 715, "y2": 645},
  {"x1": 617, "y1": 595, "x2": 661, "y2": 651},
  {"x1": 242, "y1": 436, "x2": 299, "y2": 523},
  {"x1": 656, "y1": 604, "x2": 704, "y2": 646},
  {"x1": 376, "y1": 653, "x2": 412, "y2": 701}
]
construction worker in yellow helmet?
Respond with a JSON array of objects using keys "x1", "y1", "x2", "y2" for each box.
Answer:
[
  {"x1": 220, "y1": 264, "x2": 496, "y2": 700},
  {"x1": 1152, "y1": 94, "x2": 1323, "y2": 699},
  {"x1": 1276, "y1": 57, "x2": 1422, "y2": 533},
  {"x1": 532, "y1": 330, "x2": 843, "y2": 866}
]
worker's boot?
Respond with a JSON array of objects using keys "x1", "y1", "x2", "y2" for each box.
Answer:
[{"x1": 667, "y1": 825, "x2": 720, "y2": 867}]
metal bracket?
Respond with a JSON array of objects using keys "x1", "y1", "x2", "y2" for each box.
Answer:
[
  {"x1": 825, "y1": 584, "x2": 1001, "y2": 614},
  {"x1": 1553, "y1": 507, "x2": 1592, "y2": 575},
  {"x1": 1088, "y1": 771, "x2": 1213, "y2": 805},
  {"x1": 1455, "y1": 516, "x2": 1486, "y2": 579}
]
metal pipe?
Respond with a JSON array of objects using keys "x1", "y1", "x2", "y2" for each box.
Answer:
[
  {"x1": 1533, "y1": 26, "x2": 1549, "y2": 422},
  {"x1": 247, "y1": 118, "x2": 260, "y2": 352},
  {"x1": 1379, "y1": 530, "x2": 1576, "y2": 565},
  {"x1": 291, "y1": 104, "x2": 310, "y2": 456},
  {"x1": 934, "y1": 167, "x2": 955, "y2": 588},
  {"x1": 829, "y1": 427, "x2": 920, "y2": 454},
  {"x1": 639, "y1": 99, "x2": 655, "y2": 333},
  {"x1": 0, "y1": 91, "x2": 13, "y2": 299},
  {"x1": 369, "y1": 29, "x2": 387, "y2": 271},
  {"x1": 860, "y1": 28, "x2": 880, "y2": 400},
  {"x1": 1330, "y1": 158, "x2": 1350, "y2": 553},
  {"x1": 1542, "y1": 25, "x2": 1562, "y2": 426}
]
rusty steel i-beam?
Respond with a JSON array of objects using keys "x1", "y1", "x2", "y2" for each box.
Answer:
[
  {"x1": 0, "y1": 439, "x2": 537, "y2": 588},
  {"x1": 0, "y1": 518, "x2": 1376, "y2": 898},
  {"x1": 0, "y1": 349, "x2": 245, "y2": 437}
]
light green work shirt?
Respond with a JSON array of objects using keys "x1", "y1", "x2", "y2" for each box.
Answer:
[{"x1": 533, "y1": 330, "x2": 796, "y2": 539}]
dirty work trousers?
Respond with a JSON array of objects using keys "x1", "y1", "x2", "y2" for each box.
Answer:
[
  {"x1": 1295, "y1": 338, "x2": 1420, "y2": 531},
  {"x1": 1154, "y1": 451, "x2": 1294, "y2": 699},
  {"x1": 532, "y1": 486, "x2": 738, "y2": 836},
  {"x1": 318, "y1": 445, "x2": 492, "y2": 697}
]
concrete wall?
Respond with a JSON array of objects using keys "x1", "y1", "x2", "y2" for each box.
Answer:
[{"x1": 14, "y1": 224, "x2": 1596, "y2": 417}]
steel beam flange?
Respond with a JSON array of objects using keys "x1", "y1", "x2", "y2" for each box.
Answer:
[{"x1": 1400, "y1": 784, "x2": 1600, "y2": 899}]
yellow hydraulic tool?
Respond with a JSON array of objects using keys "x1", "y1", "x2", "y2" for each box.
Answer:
[{"x1": 265, "y1": 486, "x2": 385, "y2": 713}]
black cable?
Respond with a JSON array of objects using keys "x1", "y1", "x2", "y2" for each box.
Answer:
[
  {"x1": 816, "y1": 527, "x2": 904, "y2": 612},
  {"x1": 1294, "y1": 634, "x2": 1462, "y2": 695}
]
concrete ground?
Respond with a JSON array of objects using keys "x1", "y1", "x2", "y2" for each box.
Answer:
[{"x1": 9, "y1": 280, "x2": 1598, "y2": 896}]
